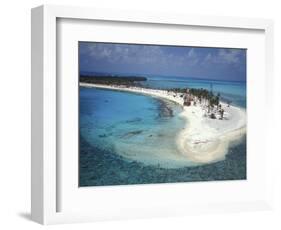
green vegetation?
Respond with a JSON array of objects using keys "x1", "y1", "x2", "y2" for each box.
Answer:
[
  {"x1": 170, "y1": 87, "x2": 220, "y2": 108},
  {"x1": 80, "y1": 75, "x2": 147, "y2": 86},
  {"x1": 189, "y1": 88, "x2": 220, "y2": 108},
  {"x1": 170, "y1": 87, "x2": 225, "y2": 119}
]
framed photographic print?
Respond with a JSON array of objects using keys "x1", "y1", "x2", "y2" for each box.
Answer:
[
  {"x1": 31, "y1": 5, "x2": 274, "y2": 224},
  {"x1": 78, "y1": 42, "x2": 247, "y2": 187}
]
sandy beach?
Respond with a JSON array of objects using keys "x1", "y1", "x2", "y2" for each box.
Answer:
[{"x1": 80, "y1": 82, "x2": 246, "y2": 164}]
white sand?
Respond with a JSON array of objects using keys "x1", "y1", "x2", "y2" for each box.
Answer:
[
  {"x1": 80, "y1": 82, "x2": 246, "y2": 164},
  {"x1": 177, "y1": 104, "x2": 246, "y2": 164}
]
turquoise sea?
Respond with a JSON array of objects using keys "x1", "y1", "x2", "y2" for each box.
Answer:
[{"x1": 79, "y1": 76, "x2": 246, "y2": 186}]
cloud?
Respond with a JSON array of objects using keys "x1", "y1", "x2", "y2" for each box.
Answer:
[
  {"x1": 204, "y1": 49, "x2": 244, "y2": 65},
  {"x1": 81, "y1": 43, "x2": 203, "y2": 68},
  {"x1": 187, "y1": 48, "x2": 195, "y2": 58},
  {"x1": 219, "y1": 49, "x2": 243, "y2": 63}
]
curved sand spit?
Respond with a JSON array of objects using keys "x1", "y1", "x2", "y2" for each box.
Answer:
[{"x1": 80, "y1": 82, "x2": 246, "y2": 164}]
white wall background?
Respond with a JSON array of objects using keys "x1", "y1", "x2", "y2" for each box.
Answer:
[{"x1": 0, "y1": 0, "x2": 280, "y2": 229}]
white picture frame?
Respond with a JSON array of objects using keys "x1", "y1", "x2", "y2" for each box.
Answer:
[{"x1": 31, "y1": 4, "x2": 274, "y2": 225}]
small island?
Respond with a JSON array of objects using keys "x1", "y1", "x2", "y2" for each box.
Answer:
[
  {"x1": 80, "y1": 76, "x2": 246, "y2": 164},
  {"x1": 80, "y1": 75, "x2": 147, "y2": 86}
]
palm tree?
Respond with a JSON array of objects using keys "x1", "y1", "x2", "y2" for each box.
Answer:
[
  {"x1": 216, "y1": 93, "x2": 220, "y2": 110},
  {"x1": 219, "y1": 109, "x2": 224, "y2": 120}
]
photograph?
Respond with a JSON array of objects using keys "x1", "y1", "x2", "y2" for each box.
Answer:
[{"x1": 78, "y1": 42, "x2": 247, "y2": 187}]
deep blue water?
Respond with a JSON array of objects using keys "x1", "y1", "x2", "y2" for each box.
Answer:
[{"x1": 79, "y1": 76, "x2": 247, "y2": 187}]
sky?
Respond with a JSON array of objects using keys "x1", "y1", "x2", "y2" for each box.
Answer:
[{"x1": 79, "y1": 42, "x2": 246, "y2": 82}]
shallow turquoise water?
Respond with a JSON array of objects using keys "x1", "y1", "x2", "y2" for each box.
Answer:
[
  {"x1": 80, "y1": 87, "x2": 194, "y2": 168},
  {"x1": 79, "y1": 84, "x2": 247, "y2": 187}
]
